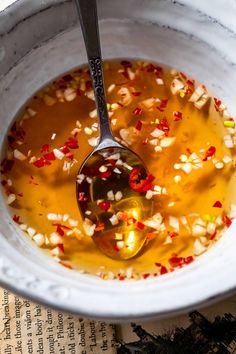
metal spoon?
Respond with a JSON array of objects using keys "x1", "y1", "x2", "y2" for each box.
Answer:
[{"x1": 75, "y1": 0, "x2": 153, "y2": 260}]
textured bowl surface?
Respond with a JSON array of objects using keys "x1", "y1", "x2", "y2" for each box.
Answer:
[{"x1": 0, "y1": 0, "x2": 236, "y2": 321}]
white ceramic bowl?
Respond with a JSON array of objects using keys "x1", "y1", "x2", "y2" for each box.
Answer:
[{"x1": 0, "y1": 0, "x2": 236, "y2": 321}]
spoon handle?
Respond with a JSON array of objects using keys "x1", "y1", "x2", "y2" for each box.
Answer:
[{"x1": 75, "y1": 0, "x2": 114, "y2": 144}]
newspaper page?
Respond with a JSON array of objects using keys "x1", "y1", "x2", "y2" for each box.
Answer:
[
  {"x1": 1, "y1": 287, "x2": 236, "y2": 353},
  {"x1": 116, "y1": 295, "x2": 236, "y2": 353},
  {"x1": 0, "y1": 288, "x2": 117, "y2": 354}
]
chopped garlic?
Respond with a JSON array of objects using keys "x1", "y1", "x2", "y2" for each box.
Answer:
[
  {"x1": 109, "y1": 214, "x2": 119, "y2": 226},
  {"x1": 170, "y1": 78, "x2": 184, "y2": 95},
  {"x1": 156, "y1": 78, "x2": 164, "y2": 85},
  {"x1": 215, "y1": 161, "x2": 224, "y2": 169},
  {"x1": 13, "y1": 149, "x2": 27, "y2": 161},
  {"x1": 160, "y1": 137, "x2": 176, "y2": 148},
  {"x1": 89, "y1": 109, "x2": 97, "y2": 118},
  {"x1": 33, "y1": 233, "x2": 45, "y2": 247},
  {"x1": 169, "y1": 216, "x2": 179, "y2": 232},
  {"x1": 53, "y1": 148, "x2": 64, "y2": 160},
  {"x1": 77, "y1": 174, "x2": 85, "y2": 184},
  {"x1": 84, "y1": 127, "x2": 93, "y2": 135},
  {"x1": 193, "y1": 239, "x2": 206, "y2": 255},
  {"x1": 49, "y1": 232, "x2": 62, "y2": 245},
  {"x1": 68, "y1": 218, "x2": 78, "y2": 227},
  {"x1": 182, "y1": 163, "x2": 193, "y2": 174},
  {"x1": 99, "y1": 165, "x2": 108, "y2": 173},
  {"x1": 115, "y1": 191, "x2": 122, "y2": 201},
  {"x1": 151, "y1": 128, "x2": 165, "y2": 138},
  {"x1": 119, "y1": 127, "x2": 137, "y2": 145},
  {"x1": 83, "y1": 218, "x2": 96, "y2": 236},
  {"x1": 207, "y1": 222, "x2": 216, "y2": 234},
  {"x1": 117, "y1": 241, "x2": 124, "y2": 249},
  {"x1": 107, "y1": 190, "x2": 115, "y2": 201},
  {"x1": 47, "y1": 213, "x2": 61, "y2": 221},
  {"x1": 107, "y1": 84, "x2": 116, "y2": 93},
  {"x1": 88, "y1": 137, "x2": 99, "y2": 147},
  {"x1": 192, "y1": 224, "x2": 206, "y2": 236},
  {"x1": 143, "y1": 213, "x2": 163, "y2": 229},
  {"x1": 64, "y1": 88, "x2": 77, "y2": 102},
  {"x1": 27, "y1": 227, "x2": 36, "y2": 238},
  {"x1": 7, "y1": 193, "x2": 16, "y2": 205},
  {"x1": 174, "y1": 175, "x2": 182, "y2": 183}
]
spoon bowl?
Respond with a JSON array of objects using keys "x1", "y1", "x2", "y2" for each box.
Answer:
[{"x1": 77, "y1": 145, "x2": 153, "y2": 259}]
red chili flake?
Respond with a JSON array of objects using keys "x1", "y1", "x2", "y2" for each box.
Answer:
[
  {"x1": 117, "y1": 273, "x2": 125, "y2": 280},
  {"x1": 132, "y1": 91, "x2": 142, "y2": 97},
  {"x1": 202, "y1": 146, "x2": 216, "y2": 161},
  {"x1": 17, "y1": 192, "x2": 23, "y2": 197},
  {"x1": 168, "y1": 232, "x2": 178, "y2": 238},
  {"x1": 62, "y1": 74, "x2": 73, "y2": 82},
  {"x1": 213, "y1": 201, "x2": 222, "y2": 208},
  {"x1": 180, "y1": 72, "x2": 187, "y2": 80},
  {"x1": 173, "y1": 111, "x2": 183, "y2": 121},
  {"x1": 57, "y1": 243, "x2": 65, "y2": 253},
  {"x1": 142, "y1": 138, "x2": 149, "y2": 145},
  {"x1": 210, "y1": 231, "x2": 217, "y2": 240},
  {"x1": 98, "y1": 201, "x2": 111, "y2": 211},
  {"x1": 56, "y1": 225, "x2": 65, "y2": 236},
  {"x1": 146, "y1": 64, "x2": 163, "y2": 76},
  {"x1": 85, "y1": 80, "x2": 92, "y2": 90},
  {"x1": 40, "y1": 144, "x2": 50, "y2": 153},
  {"x1": 65, "y1": 137, "x2": 79, "y2": 149},
  {"x1": 59, "y1": 261, "x2": 72, "y2": 269},
  {"x1": 222, "y1": 215, "x2": 232, "y2": 228},
  {"x1": 129, "y1": 167, "x2": 155, "y2": 193},
  {"x1": 77, "y1": 88, "x2": 82, "y2": 96},
  {"x1": 133, "y1": 107, "x2": 143, "y2": 115},
  {"x1": 117, "y1": 212, "x2": 128, "y2": 221},
  {"x1": 121, "y1": 70, "x2": 129, "y2": 80},
  {"x1": 135, "y1": 120, "x2": 143, "y2": 131},
  {"x1": 185, "y1": 79, "x2": 195, "y2": 95},
  {"x1": 186, "y1": 148, "x2": 192, "y2": 155},
  {"x1": 136, "y1": 221, "x2": 145, "y2": 230},
  {"x1": 117, "y1": 102, "x2": 124, "y2": 108},
  {"x1": 13, "y1": 215, "x2": 20, "y2": 224},
  {"x1": 184, "y1": 256, "x2": 194, "y2": 264},
  {"x1": 157, "y1": 99, "x2": 168, "y2": 112},
  {"x1": 78, "y1": 192, "x2": 88, "y2": 202},
  {"x1": 33, "y1": 157, "x2": 50, "y2": 168},
  {"x1": 156, "y1": 117, "x2": 169, "y2": 136},
  {"x1": 113, "y1": 245, "x2": 120, "y2": 252},
  {"x1": 214, "y1": 97, "x2": 222, "y2": 112},
  {"x1": 147, "y1": 233, "x2": 156, "y2": 240},
  {"x1": 100, "y1": 170, "x2": 112, "y2": 179},
  {"x1": 121, "y1": 60, "x2": 132, "y2": 68},
  {"x1": 60, "y1": 145, "x2": 70, "y2": 154},
  {"x1": 43, "y1": 152, "x2": 56, "y2": 161},
  {"x1": 126, "y1": 217, "x2": 136, "y2": 226},
  {"x1": 168, "y1": 256, "x2": 183, "y2": 267},
  {"x1": 107, "y1": 159, "x2": 116, "y2": 167},
  {"x1": 53, "y1": 223, "x2": 71, "y2": 230},
  {"x1": 95, "y1": 221, "x2": 105, "y2": 232},
  {"x1": 154, "y1": 262, "x2": 161, "y2": 267},
  {"x1": 1, "y1": 159, "x2": 14, "y2": 173},
  {"x1": 153, "y1": 273, "x2": 158, "y2": 277},
  {"x1": 160, "y1": 266, "x2": 168, "y2": 275},
  {"x1": 143, "y1": 273, "x2": 150, "y2": 279},
  {"x1": 65, "y1": 152, "x2": 74, "y2": 161}
]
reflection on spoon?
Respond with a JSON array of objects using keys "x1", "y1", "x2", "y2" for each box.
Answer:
[{"x1": 77, "y1": 147, "x2": 154, "y2": 259}]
